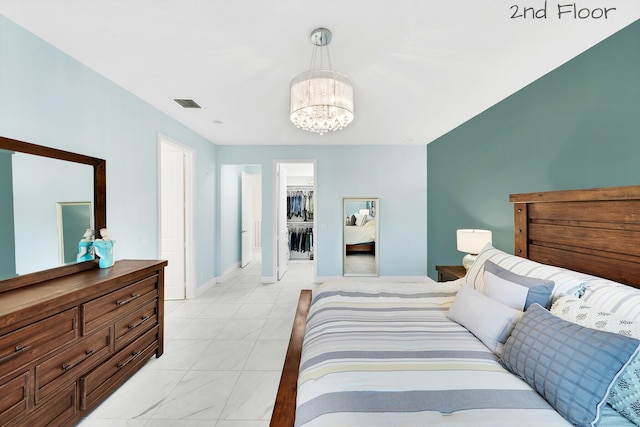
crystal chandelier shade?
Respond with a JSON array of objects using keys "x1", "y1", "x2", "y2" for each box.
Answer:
[{"x1": 289, "y1": 28, "x2": 354, "y2": 135}]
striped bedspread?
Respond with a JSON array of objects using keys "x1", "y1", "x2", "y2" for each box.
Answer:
[{"x1": 295, "y1": 280, "x2": 571, "y2": 426}]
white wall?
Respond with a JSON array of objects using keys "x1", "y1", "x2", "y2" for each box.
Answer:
[
  {"x1": 217, "y1": 145, "x2": 427, "y2": 279},
  {"x1": 0, "y1": 15, "x2": 218, "y2": 289}
]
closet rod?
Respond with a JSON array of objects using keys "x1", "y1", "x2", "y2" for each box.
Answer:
[{"x1": 287, "y1": 185, "x2": 313, "y2": 190}]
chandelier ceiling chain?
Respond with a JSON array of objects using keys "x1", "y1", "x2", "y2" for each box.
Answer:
[{"x1": 289, "y1": 27, "x2": 354, "y2": 135}]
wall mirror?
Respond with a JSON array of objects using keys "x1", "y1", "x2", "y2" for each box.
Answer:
[
  {"x1": 0, "y1": 136, "x2": 106, "y2": 292},
  {"x1": 343, "y1": 198, "x2": 379, "y2": 276}
]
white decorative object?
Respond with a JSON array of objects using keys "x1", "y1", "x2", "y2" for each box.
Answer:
[
  {"x1": 290, "y1": 28, "x2": 354, "y2": 135},
  {"x1": 457, "y1": 229, "x2": 492, "y2": 270}
]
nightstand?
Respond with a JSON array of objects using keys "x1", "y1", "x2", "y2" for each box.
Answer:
[{"x1": 435, "y1": 265, "x2": 466, "y2": 282}]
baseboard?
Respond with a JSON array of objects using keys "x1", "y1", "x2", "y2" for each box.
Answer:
[
  {"x1": 219, "y1": 262, "x2": 241, "y2": 280},
  {"x1": 193, "y1": 276, "x2": 216, "y2": 298},
  {"x1": 315, "y1": 275, "x2": 434, "y2": 284},
  {"x1": 261, "y1": 275, "x2": 277, "y2": 283}
]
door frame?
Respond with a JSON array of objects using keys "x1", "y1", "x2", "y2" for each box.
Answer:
[
  {"x1": 241, "y1": 171, "x2": 253, "y2": 268},
  {"x1": 273, "y1": 159, "x2": 317, "y2": 282},
  {"x1": 157, "y1": 133, "x2": 195, "y2": 299}
]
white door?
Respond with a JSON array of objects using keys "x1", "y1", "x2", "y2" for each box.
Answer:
[
  {"x1": 277, "y1": 166, "x2": 288, "y2": 280},
  {"x1": 241, "y1": 172, "x2": 253, "y2": 267},
  {"x1": 161, "y1": 142, "x2": 186, "y2": 300}
]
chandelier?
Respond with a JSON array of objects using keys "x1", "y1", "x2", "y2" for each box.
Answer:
[{"x1": 290, "y1": 28, "x2": 354, "y2": 135}]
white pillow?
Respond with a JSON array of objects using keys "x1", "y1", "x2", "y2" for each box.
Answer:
[
  {"x1": 447, "y1": 285, "x2": 523, "y2": 355},
  {"x1": 465, "y1": 243, "x2": 587, "y2": 301},
  {"x1": 355, "y1": 214, "x2": 367, "y2": 226},
  {"x1": 483, "y1": 261, "x2": 554, "y2": 311}
]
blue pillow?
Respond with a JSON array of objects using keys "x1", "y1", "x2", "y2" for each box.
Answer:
[
  {"x1": 483, "y1": 260, "x2": 554, "y2": 310},
  {"x1": 501, "y1": 304, "x2": 640, "y2": 427}
]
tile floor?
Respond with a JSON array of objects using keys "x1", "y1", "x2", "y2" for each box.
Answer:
[{"x1": 78, "y1": 257, "x2": 315, "y2": 427}]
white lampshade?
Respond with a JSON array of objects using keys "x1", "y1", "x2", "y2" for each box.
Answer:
[
  {"x1": 289, "y1": 28, "x2": 354, "y2": 135},
  {"x1": 456, "y1": 229, "x2": 492, "y2": 270}
]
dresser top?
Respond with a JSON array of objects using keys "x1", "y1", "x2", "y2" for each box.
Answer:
[{"x1": 0, "y1": 259, "x2": 167, "y2": 334}]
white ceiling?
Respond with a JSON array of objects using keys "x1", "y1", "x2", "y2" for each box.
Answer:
[{"x1": 1, "y1": 1, "x2": 638, "y2": 146}]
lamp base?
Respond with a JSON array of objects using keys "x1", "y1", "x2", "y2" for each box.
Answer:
[{"x1": 462, "y1": 253, "x2": 477, "y2": 270}]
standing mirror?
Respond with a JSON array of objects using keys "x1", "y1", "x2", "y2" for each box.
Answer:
[{"x1": 343, "y1": 198, "x2": 379, "y2": 276}]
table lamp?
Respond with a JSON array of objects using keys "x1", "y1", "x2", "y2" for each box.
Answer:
[{"x1": 457, "y1": 229, "x2": 492, "y2": 270}]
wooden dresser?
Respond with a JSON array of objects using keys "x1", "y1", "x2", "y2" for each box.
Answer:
[{"x1": 0, "y1": 259, "x2": 166, "y2": 426}]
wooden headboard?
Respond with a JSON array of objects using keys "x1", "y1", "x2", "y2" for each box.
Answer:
[{"x1": 510, "y1": 185, "x2": 640, "y2": 289}]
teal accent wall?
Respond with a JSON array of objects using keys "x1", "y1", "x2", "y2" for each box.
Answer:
[
  {"x1": 427, "y1": 20, "x2": 640, "y2": 280},
  {"x1": 0, "y1": 151, "x2": 16, "y2": 278},
  {"x1": 0, "y1": 15, "x2": 218, "y2": 288},
  {"x1": 217, "y1": 145, "x2": 427, "y2": 279}
]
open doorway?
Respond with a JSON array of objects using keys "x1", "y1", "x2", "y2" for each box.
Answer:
[
  {"x1": 159, "y1": 135, "x2": 194, "y2": 300},
  {"x1": 274, "y1": 161, "x2": 316, "y2": 282}
]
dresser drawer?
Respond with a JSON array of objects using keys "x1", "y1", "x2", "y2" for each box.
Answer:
[
  {"x1": 35, "y1": 327, "x2": 111, "y2": 403},
  {"x1": 11, "y1": 382, "x2": 77, "y2": 427},
  {"x1": 0, "y1": 371, "x2": 29, "y2": 424},
  {"x1": 81, "y1": 326, "x2": 158, "y2": 411},
  {"x1": 114, "y1": 301, "x2": 158, "y2": 351},
  {"x1": 0, "y1": 308, "x2": 78, "y2": 376},
  {"x1": 82, "y1": 275, "x2": 158, "y2": 335}
]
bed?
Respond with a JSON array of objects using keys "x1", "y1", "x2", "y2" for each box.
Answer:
[
  {"x1": 345, "y1": 218, "x2": 376, "y2": 254},
  {"x1": 272, "y1": 185, "x2": 640, "y2": 427}
]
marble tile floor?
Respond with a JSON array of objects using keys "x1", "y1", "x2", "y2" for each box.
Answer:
[
  {"x1": 344, "y1": 253, "x2": 376, "y2": 275},
  {"x1": 78, "y1": 258, "x2": 315, "y2": 427}
]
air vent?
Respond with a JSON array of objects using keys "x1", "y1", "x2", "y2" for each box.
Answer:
[{"x1": 174, "y1": 99, "x2": 201, "y2": 108}]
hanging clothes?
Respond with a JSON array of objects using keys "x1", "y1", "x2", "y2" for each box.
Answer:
[
  {"x1": 288, "y1": 227, "x2": 314, "y2": 253},
  {"x1": 287, "y1": 188, "x2": 314, "y2": 221}
]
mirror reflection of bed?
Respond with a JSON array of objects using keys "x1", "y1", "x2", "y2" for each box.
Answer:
[{"x1": 343, "y1": 198, "x2": 379, "y2": 276}]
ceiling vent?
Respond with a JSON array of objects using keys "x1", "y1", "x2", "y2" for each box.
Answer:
[{"x1": 174, "y1": 98, "x2": 201, "y2": 108}]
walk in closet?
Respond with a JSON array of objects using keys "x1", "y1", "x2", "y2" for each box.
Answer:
[{"x1": 287, "y1": 186, "x2": 314, "y2": 260}]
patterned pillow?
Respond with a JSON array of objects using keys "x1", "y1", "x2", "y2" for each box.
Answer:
[
  {"x1": 609, "y1": 358, "x2": 640, "y2": 425},
  {"x1": 501, "y1": 304, "x2": 640, "y2": 427},
  {"x1": 465, "y1": 244, "x2": 587, "y2": 300},
  {"x1": 551, "y1": 296, "x2": 640, "y2": 338},
  {"x1": 551, "y1": 296, "x2": 640, "y2": 425},
  {"x1": 581, "y1": 283, "x2": 640, "y2": 321}
]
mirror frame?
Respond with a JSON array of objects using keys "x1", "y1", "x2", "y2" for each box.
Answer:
[
  {"x1": 0, "y1": 135, "x2": 106, "y2": 292},
  {"x1": 343, "y1": 197, "x2": 379, "y2": 277}
]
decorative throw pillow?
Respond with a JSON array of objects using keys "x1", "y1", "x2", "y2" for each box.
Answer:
[
  {"x1": 608, "y1": 358, "x2": 640, "y2": 425},
  {"x1": 356, "y1": 214, "x2": 367, "y2": 227},
  {"x1": 465, "y1": 243, "x2": 588, "y2": 301},
  {"x1": 550, "y1": 296, "x2": 640, "y2": 338},
  {"x1": 483, "y1": 260, "x2": 554, "y2": 311},
  {"x1": 501, "y1": 304, "x2": 640, "y2": 427},
  {"x1": 447, "y1": 285, "x2": 522, "y2": 355},
  {"x1": 581, "y1": 283, "x2": 640, "y2": 321},
  {"x1": 350, "y1": 214, "x2": 356, "y2": 226},
  {"x1": 550, "y1": 295, "x2": 640, "y2": 425}
]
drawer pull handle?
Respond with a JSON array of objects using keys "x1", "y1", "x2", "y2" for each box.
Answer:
[
  {"x1": 117, "y1": 350, "x2": 141, "y2": 369},
  {"x1": 116, "y1": 293, "x2": 140, "y2": 306},
  {"x1": 0, "y1": 344, "x2": 31, "y2": 363},
  {"x1": 128, "y1": 315, "x2": 150, "y2": 330},
  {"x1": 62, "y1": 349, "x2": 95, "y2": 372}
]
